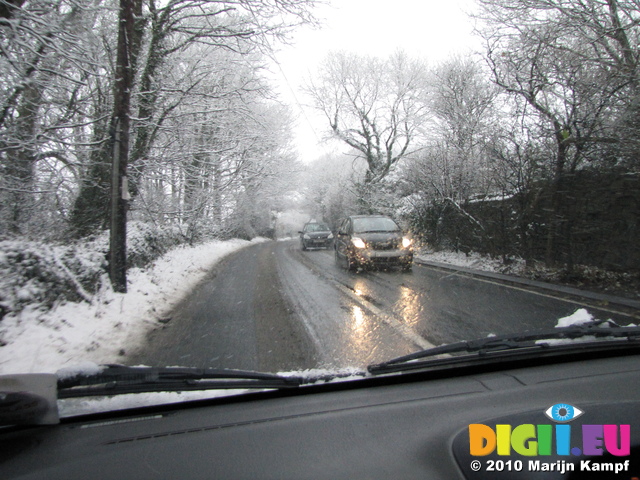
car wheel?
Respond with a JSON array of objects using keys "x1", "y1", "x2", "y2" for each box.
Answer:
[{"x1": 301, "y1": 242, "x2": 307, "y2": 251}]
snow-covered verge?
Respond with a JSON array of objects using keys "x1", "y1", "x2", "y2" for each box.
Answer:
[
  {"x1": 415, "y1": 248, "x2": 640, "y2": 299},
  {"x1": 415, "y1": 249, "x2": 527, "y2": 276},
  {"x1": 0, "y1": 222, "x2": 191, "y2": 320},
  {"x1": 0, "y1": 236, "x2": 267, "y2": 375}
]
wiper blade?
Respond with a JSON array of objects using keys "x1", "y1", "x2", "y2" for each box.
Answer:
[
  {"x1": 368, "y1": 320, "x2": 640, "y2": 375},
  {"x1": 57, "y1": 365, "x2": 302, "y2": 398}
]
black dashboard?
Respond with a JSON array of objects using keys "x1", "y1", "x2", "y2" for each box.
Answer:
[{"x1": 1, "y1": 350, "x2": 639, "y2": 479}]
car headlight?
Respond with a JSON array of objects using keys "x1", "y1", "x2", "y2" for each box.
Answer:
[
  {"x1": 328, "y1": 233, "x2": 334, "y2": 239},
  {"x1": 303, "y1": 234, "x2": 311, "y2": 240},
  {"x1": 351, "y1": 237, "x2": 366, "y2": 249},
  {"x1": 402, "y1": 237, "x2": 413, "y2": 248}
]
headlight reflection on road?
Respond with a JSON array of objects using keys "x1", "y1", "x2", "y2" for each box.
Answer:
[
  {"x1": 346, "y1": 280, "x2": 378, "y2": 355},
  {"x1": 397, "y1": 285, "x2": 422, "y2": 328},
  {"x1": 352, "y1": 305, "x2": 365, "y2": 329},
  {"x1": 347, "y1": 305, "x2": 374, "y2": 359},
  {"x1": 352, "y1": 278, "x2": 371, "y2": 300}
]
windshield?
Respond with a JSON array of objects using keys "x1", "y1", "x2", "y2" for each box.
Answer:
[
  {"x1": 0, "y1": 0, "x2": 639, "y2": 417},
  {"x1": 352, "y1": 217, "x2": 400, "y2": 233}
]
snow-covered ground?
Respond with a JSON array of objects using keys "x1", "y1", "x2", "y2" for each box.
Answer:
[
  {"x1": 0, "y1": 238, "x2": 267, "y2": 375},
  {"x1": 415, "y1": 249, "x2": 527, "y2": 276}
]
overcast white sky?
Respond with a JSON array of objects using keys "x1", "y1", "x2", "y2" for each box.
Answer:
[{"x1": 269, "y1": 0, "x2": 481, "y2": 163}]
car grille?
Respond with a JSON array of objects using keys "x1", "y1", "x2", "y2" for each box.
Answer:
[{"x1": 369, "y1": 240, "x2": 398, "y2": 250}]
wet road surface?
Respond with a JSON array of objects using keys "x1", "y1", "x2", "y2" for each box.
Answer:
[{"x1": 130, "y1": 240, "x2": 635, "y2": 372}]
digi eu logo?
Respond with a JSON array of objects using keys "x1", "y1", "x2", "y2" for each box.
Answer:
[{"x1": 469, "y1": 404, "x2": 630, "y2": 457}]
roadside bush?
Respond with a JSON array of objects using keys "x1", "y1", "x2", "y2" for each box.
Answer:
[
  {"x1": 0, "y1": 241, "x2": 106, "y2": 319},
  {"x1": 0, "y1": 222, "x2": 190, "y2": 320},
  {"x1": 123, "y1": 222, "x2": 186, "y2": 268}
]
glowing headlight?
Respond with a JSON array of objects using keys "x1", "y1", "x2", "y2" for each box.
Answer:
[
  {"x1": 351, "y1": 237, "x2": 366, "y2": 249},
  {"x1": 402, "y1": 237, "x2": 413, "y2": 248},
  {"x1": 303, "y1": 234, "x2": 311, "y2": 239}
]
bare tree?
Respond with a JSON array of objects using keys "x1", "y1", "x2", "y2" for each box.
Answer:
[
  {"x1": 305, "y1": 50, "x2": 429, "y2": 212},
  {"x1": 298, "y1": 152, "x2": 361, "y2": 227},
  {"x1": 131, "y1": 44, "x2": 298, "y2": 243},
  {"x1": 0, "y1": 0, "x2": 105, "y2": 236},
  {"x1": 476, "y1": 0, "x2": 639, "y2": 87},
  {"x1": 402, "y1": 57, "x2": 502, "y2": 247},
  {"x1": 70, "y1": 0, "x2": 320, "y2": 236},
  {"x1": 475, "y1": 0, "x2": 636, "y2": 265},
  {"x1": 426, "y1": 56, "x2": 500, "y2": 201}
]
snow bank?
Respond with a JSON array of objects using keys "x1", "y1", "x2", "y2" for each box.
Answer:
[{"x1": 0, "y1": 238, "x2": 267, "y2": 375}]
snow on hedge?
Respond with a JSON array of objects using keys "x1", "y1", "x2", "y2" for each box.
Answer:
[
  {"x1": 0, "y1": 222, "x2": 191, "y2": 320},
  {"x1": 0, "y1": 230, "x2": 267, "y2": 374},
  {"x1": 0, "y1": 240, "x2": 105, "y2": 317}
]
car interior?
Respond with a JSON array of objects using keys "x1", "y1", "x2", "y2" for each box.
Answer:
[{"x1": 1, "y1": 344, "x2": 638, "y2": 479}]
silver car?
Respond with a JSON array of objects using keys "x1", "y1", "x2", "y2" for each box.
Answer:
[{"x1": 334, "y1": 215, "x2": 413, "y2": 271}]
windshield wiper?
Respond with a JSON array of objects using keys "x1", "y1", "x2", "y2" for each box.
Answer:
[
  {"x1": 57, "y1": 365, "x2": 303, "y2": 398},
  {"x1": 368, "y1": 320, "x2": 640, "y2": 375}
]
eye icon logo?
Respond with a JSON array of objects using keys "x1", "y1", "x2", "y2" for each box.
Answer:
[{"x1": 544, "y1": 403, "x2": 584, "y2": 423}]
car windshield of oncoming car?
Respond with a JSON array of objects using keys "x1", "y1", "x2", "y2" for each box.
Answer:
[
  {"x1": 0, "y1": 0, "x2": 639, "y2": 419},
  {"x1": 352, "y1": 217, "x2": 400, "y2": 234},
  {"x1": 305, "y1": 223, "x2": 330, "y2": 232}
]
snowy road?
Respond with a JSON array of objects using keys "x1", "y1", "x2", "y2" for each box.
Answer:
[{"x1": 130, "y1": 240, "x2": 634, "y2": 372}]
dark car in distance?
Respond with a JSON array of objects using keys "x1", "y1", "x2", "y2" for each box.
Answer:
[
  {"x1": 334, "y1": 215, "x2": 413, "y2": 271},
  {"x1": 299, "y1": 221, "x2": 334, "y2": 250}
]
